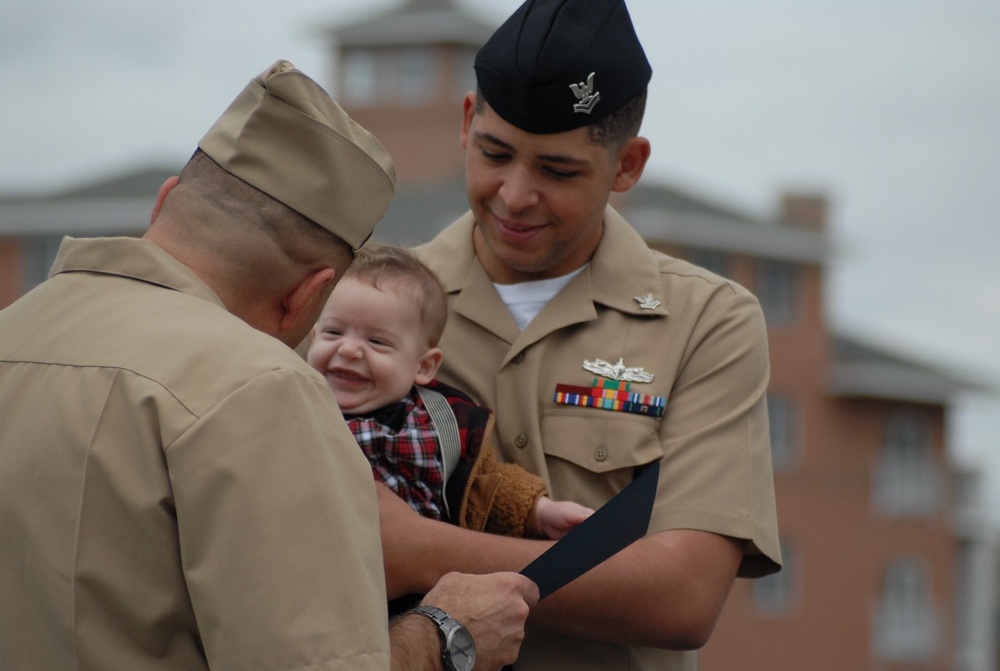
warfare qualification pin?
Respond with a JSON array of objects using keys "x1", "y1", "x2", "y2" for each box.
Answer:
[{"x1": 583, "y1": 357, "x2": 654, "y2": 383}]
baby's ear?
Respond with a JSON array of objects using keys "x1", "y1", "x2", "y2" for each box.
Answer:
[{"x1": 414, "y1": 347, "x2": 444, "y2": 385}]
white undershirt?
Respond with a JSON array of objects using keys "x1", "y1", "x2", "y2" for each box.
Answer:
[{"x1": 493, "y1": 266, "x2": 586, "y2": 331}]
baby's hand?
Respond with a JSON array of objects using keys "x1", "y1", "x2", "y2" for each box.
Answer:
[{"x1": 533, "y1": 496, "x2": 594, "y2": 539}]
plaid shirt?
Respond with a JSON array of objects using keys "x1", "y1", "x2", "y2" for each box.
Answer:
[{"x1": 347, "y1": 389, "x2": 446, "y2": 520}]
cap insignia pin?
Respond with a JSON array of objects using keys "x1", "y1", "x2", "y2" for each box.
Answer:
[
  {"x1": 634, "y1": 294, "x2": 661, "y2": 310},
  {"x1": 583, "y1": 357, "x2": 654, "y2": 383},
  {"x1": 570, "y1": 72, "x2": 601, "y2": 114}
]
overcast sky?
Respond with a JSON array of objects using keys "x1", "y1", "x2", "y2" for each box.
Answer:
[{"x1": 3, "y1": 0, "x2": 999, "y2": 509}]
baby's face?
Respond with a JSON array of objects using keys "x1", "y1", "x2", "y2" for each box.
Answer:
[{"x1": 307, "y1": 277, "x2": 436, "y2": 415}]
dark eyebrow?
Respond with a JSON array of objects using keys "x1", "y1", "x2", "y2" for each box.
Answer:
[
  {"x1": 474, "y1": 131, "x2": 588, "y2": 166},
  {"x1": 538, "y1": 153, "x2": 588, "y2": 167},
  {"x1": 475, "y1": 131, "x2": 514, "y2": 152}
]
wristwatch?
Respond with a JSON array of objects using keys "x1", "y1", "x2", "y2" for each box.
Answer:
[{"x1": 410, "y1": 605, "x2": 477, "y2": 671}]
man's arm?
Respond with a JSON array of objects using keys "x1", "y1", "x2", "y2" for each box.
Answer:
[
  {"x1": 390, "y1": 572, "x2": 538, "y2": 671},
  {"x1": 389, "y1": 616, "x2": 442, "y2": 671},
  {"x1": 376, "y1": 483, "x2": 742, "y2": 650},
  {"x1": 530, "y1": 529, "x2": 742, "y2": 649}
]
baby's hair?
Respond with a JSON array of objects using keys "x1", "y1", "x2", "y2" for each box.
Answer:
[{"x1": 344, "y1": 243, "x2": 448, "y2": 347}]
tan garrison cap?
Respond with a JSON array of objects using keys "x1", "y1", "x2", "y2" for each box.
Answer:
[{"x1": 199, "y1": 60, "x2": 396, "y2": 250}]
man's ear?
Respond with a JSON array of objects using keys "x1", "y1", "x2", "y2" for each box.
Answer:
[
  {"x1": 611, "y1": 137, "x2": 651, "y2": 193},
  {"x1": 460, "y1": 92, "x2": 477, "y2": 150},
  {"x1": 279, "y1": 267, "x2": 338, "y2": 337},
  {"x1": 414, "y1": 347, "x2": 444, "y2": 386},
  {"x1": 150, "y1": 176, "x2": 180, "y2": 225}
]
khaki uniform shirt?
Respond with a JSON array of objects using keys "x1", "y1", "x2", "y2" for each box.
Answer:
[
  {"x1": 417, "y1": 208, "x2": 781, "y2": 671},
  {"x1": 0, "y1": 237, "x2": 390, "y2": 671}
]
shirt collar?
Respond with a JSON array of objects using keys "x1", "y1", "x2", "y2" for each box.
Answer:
[
  {"x1": 50, "y1": 236, "x2": 226, "y2": 308},
  {"x1": 423, "y1": 207, "x2": 668, "y2": 318},
  {"x1": 588, "y1": 206, "x2": 669, "y2": 317}
]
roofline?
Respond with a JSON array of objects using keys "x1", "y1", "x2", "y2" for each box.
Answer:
[
  {"x1": 624, "y1": 205, "x2": 830, "y2": 264},
  {"x1": 0, "y1": 199, "x2": 150, "y2": 236},
  {"x1": 827, "y1": 333, "x2": 990, "y2": 403},
  {"x1": 827, "y1": 361, "x2": 968, "y2": 404},
  {"x1": 321, "y1": 5, "x2": 496, "y2": 48}
]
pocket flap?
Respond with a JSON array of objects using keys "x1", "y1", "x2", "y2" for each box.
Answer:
[{"x1": 541, "y1": 408, "x2": 663, "y2": 474}]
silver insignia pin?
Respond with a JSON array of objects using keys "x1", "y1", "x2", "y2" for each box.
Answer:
[
  {"x1": 570, "y1": 72, "x2": 601, "y2": 114},
  {"x1": 583, "y1": 357, "x2": 655, "y2": 383},
  {"x1": 635, "y1": 294, "x2": 661, "y2": 310}
]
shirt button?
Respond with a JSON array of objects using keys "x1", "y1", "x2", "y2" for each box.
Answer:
[
  {"x1": 594, "y1": 446, "x2": 608, "y2": 462},
  {"x1": 514, "y1": 434, "x2": 529, "y2": 449},
  {"x1": 512, "y1": 352, "x2": 525, "y2": 364}
]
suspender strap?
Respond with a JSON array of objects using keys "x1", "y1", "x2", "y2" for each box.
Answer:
[{"x1": 416, "y1": 386, "x2": 461, "y2": 519}]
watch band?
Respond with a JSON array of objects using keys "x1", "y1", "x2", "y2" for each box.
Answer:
[
  {"x1": 410, "y1": 605, "x2": 476, "y2": 671},
  {"x1": 411, "y1": 604, "x2": 451, "y2": 628}
]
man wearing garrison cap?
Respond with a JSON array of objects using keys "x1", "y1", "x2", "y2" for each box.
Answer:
[
  {"x1": 393, "y1": 1, "x2": 785, "y2": 669},
  {"x1": 0, "y1": 60, "x2": 538, "y2": 671}
]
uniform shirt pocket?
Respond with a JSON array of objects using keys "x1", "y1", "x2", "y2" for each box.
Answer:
[{"x1": 540, "y1": 408, "x2": 663, "y2": 507}]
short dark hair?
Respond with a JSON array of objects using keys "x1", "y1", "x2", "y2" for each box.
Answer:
[
  {"x1": 476, "y1": 87, "x2": 647, "y2": 153},
  {"x1": 178, "y1": 149, "x2": 353, "y2": 270},
  {"x1": 586, "y1": 87, "x2": 647, "y2": 152}
]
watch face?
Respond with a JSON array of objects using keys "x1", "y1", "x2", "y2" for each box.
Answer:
[{"x1": 446, "y1": 626, "x2": 476, "y2": 671}]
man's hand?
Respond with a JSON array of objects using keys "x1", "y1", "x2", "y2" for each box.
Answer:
[{"x1": 420, "y1": 571, "x2": 539, "y2": 671}]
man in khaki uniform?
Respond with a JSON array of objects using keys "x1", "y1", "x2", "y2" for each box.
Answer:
[
  {"x1": 0, "y1": 60, "x2": 537, "y2": 671},
  {"x1": 375, "y1": 1, "x2": 782, "y2": 669}
]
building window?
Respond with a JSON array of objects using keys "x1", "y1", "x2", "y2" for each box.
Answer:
[
  {"x1": 753, "y1": 540, "x2": 796, "y2": 615},
  {"x1": 767, "y1": 393, "x2": 800, "y2": 472},
  {"x1": 451, "y1": 47, "x2": 478, "y2": 98},
  {"x1": 687, "y1": 249, "x2": 730, "y2": 278},
  {"x1": 342, "y1": 50, "x2": 378, "y2": 106},
  {"x1": 757, "y1": 260, "x2": 798, "y2": 327},
  {"x1": 873, "y1": 556, "x2": 938, "y2": 662},
  {"x1": 397, "y1": 47, "x2": 439, "y2": 105},
  {"x1": 342, "y1": 47, "x2": 440, "y2": 106},
  {"x1": 874, "y1": 411, "x2": 939, "y2": 517}
]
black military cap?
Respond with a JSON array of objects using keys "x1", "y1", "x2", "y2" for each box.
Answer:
[{"x1": 475, "y1": 0, "x2": 651, "y2": 135}]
